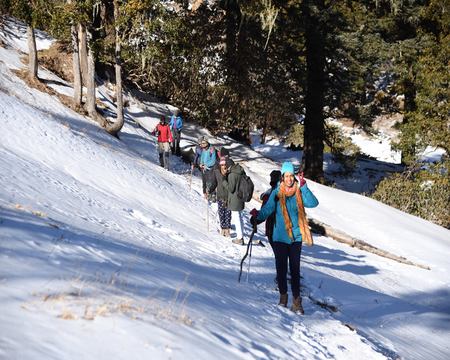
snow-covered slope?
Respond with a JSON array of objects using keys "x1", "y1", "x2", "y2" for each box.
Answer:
[{"x1": 1, "y1": 17, "x2": 449, "y2": 360}]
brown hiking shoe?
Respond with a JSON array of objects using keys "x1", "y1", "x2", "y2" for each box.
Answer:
[
  {"x1": 291, "y1": 296, "x2": 304, "y2": 314},
  {"x1": 278, "y1": 293, "x2": 288, "y2": 307},
  {"x1": 224, "y1": 228, "x2": 231, "y2": 237},
  {"x1": 232, "y1": 238, "x2": 244, "y2": 245}
]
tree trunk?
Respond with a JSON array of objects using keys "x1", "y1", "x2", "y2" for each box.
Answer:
[
  {"x1": 106, "y1": 0, "x2": 124, "y2": 136},
  {"x1": 85, "y1": 26, "x2": 97, "y2": 118},
  {"x1": 225, "y1": 1, "x2": 239, "y2": 81},
  {"x1": 303, "y1": 0, "x2": 325, "y2": 182},
  {"x1": 27, "y1": 25, "x2": 38, "y2": 80},
  {"x1": 403, "y1": 66, "x2": 417, "y2": 113},
  {"x1": 71, "y1": 24, "x2": 82, "y2": 106},
  {"x1": 67, "y1": 0, "x2": 82, "y2": 106},
  {"x1": 78, "y1": 24, "x2": 88, "y2": 87}
]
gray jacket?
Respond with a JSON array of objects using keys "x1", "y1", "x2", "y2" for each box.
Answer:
[{"x1": 210, "y1": 168, "x2": 228, "y2": 202}]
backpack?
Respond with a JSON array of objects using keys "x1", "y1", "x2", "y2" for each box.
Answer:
[
  {"x1": 210, "y1": 146, "x2": 220, "y2": 166},
  {"x1": 261, "y1": 188, "x2": 278, "y2": 239},
  {"x1": 237, "y1": 170, "x2": 254, "y2": 202}
]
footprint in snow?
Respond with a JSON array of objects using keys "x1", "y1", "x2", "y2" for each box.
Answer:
[{"x1": 125, "y1": 208, "x2": 185, "y2": 241}]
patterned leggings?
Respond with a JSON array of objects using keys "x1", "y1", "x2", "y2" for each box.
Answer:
[{"x1": 218, "y1": 200, "x2": 231, "y2": 229}]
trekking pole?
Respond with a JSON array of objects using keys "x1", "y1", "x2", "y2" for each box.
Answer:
[
  {"x1": 238, "y1": 224, "x2": 257, "y2": 283},
  {"x1": 206, "y1": 191, "x2": 209, "y2": 232},
  {"x1": 189, "y1": 165, "x2": 194, "y2": 190},
  {"x1": 246, "y1": 233, "x2": 253, "y2": 282}
]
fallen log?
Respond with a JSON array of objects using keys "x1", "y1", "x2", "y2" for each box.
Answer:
[{"x1": 308, "y1": 218, "x2": 431, "y2": 270}]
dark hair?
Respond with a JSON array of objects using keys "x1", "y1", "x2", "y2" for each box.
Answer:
[
  {"x1": 219, "y1": 147, "x2": 230, "y2": 158},
  {"x1": 269, "y1": 170, "x2": 281, "y2": 187},
  {"x1": 225, "y1": 157, "x2": 234, "y2": 168},
  {"x1": 160, "y1": 116, "x2": 166, "y2": 124}
]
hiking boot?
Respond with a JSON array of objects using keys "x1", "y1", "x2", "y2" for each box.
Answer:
[
  {"x1": 278, "y1": 293, "x2": 288, "y2": 307},
  {"x1": 223, "y1": 228, "x2": 231, "y2": 237},
  {"x1": 220, "y1": 229, "x2": 225, "y2": 236},
  {"x1": 291, "y1": 296, "x2": 304, "y2": 314},
  {"x1": 232, "y1": 238, "x2": 244, "y2": 245}
]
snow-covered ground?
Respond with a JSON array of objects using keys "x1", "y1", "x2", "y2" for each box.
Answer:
[
  {"x1": 327, "y1": 118, "x2": 402, "y2": 165},
  {"x1": 1, "y1": 17, "x2": 450, "y2": 360}
]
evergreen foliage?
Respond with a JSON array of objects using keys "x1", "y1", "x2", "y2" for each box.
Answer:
[
  {"x1": 373, "y1": 159, "x2": 450, "y2": 228},
  {"x1": 286, "y1": 123, "x2": 304, "y2": 149},
  {"x1": 1, "y1": 0, "x2": 56, "y2": 27},
  {"x1": 368, "y1": 0, "x2": 449, "y2": 228}
]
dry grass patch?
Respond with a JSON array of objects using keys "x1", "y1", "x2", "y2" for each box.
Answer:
[
  {"x1": 39, "y1": 42, "x2": 73, "y2": 83},
  {"x1": 58, "y1": 309, "x2": 77, "y2": 320},
  {"x1": 40, "y1": 290, "x2": 193, "y2": 325},
  {"x1": 28, "y1": 274, "x2": 194, "y2": 326},
  {"x1": 34, "y1": 289, "x2": 158, "y2": 322},
  {"x1": 14, "y1": 203, "x2": 48, "y2": 218}
]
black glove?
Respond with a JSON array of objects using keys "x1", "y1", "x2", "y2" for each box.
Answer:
[{"x1": 250, "y1": 215, "x2": 258, "y2": 227}]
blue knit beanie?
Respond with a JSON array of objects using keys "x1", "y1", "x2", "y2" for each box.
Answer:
[{"x1": 281, "y1": 161, "x2": 294, "y2": 176}]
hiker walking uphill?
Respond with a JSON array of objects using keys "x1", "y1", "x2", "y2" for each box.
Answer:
[
  {"x1": 198, "y1": 138, "x2": 217, "y2": 198},
  {"x1": 169, "y1": 110, "x2": 183, "y2": 156},
  {"x1": 209, "y1": 156, "x2": 232, "y2": 237},
  {"x1": 222, "y1": 158, "x2": 247, "y2": 245},
  {"x1": 152, "y1": 116, "x2": 173, "y2": 170},
  {"x1": 250, "y1": 161, "x2": 318, "y2": 314}
]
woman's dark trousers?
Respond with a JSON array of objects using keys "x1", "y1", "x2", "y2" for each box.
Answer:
[{"x1": 272, "y1": 241, "x2": 302, "y2": 298}]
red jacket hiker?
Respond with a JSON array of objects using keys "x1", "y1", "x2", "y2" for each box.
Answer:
[
  {"x1": 153, "y1": 123, "x2": 173, "y2": 143},
  {"x1": 152, "y1": 116, "x2": 173, "y2": 170}
]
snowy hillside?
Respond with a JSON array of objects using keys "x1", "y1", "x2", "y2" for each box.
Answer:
[{"x1": 1, "y1": 18, "x2": 450, "y2": 360}]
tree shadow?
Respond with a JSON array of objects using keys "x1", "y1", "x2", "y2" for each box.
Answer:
[
  {"x1": 0, "y1": 206, "x2": 242, "y2": 305},
  {"x1": 303, "y1": 243, "x2": 376, "y2": 275}
]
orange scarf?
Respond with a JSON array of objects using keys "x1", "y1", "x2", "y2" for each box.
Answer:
[{"x1": 278, "y1": 181, "x2": 314, "y2": 246}]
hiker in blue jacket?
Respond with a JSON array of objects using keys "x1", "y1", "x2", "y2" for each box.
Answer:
[
  {"x1": 199, "y1": 137, "x2": 217, "y2": 198},
  {"x1": 250, "y1": 161, "x2": 318, "y2": 314},
  {"x1": 169, "y1": 110, "x2": 183, "y2": 156}
]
